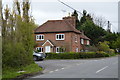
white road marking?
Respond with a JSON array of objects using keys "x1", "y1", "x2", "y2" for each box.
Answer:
[
  {"x1": 96, "y1": 66, "x2": 108, "y2": 73},
  {"x1": 61, "y1": 68, "x2": 65, "y2": 70},
  {"x1": 49, "y1": 71, "x2": 54, "y2": 73},
  {"x1": 55, "y1": 69, "x2": 59, "y2": 71}
]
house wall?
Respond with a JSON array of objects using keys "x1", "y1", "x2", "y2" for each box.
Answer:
[
  {"x1": 34, "y1": 32, "x2": 90, "y2": 53},
  {"x1": 71, "y1": 33, "x2": 81, "y2": 52},
  {"x1": 35, "y1": 32, "x2": 73, "y2": 53}
]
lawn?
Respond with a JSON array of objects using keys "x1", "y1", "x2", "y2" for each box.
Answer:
[{"x1": 2, "y1": 63, "x2": 42, "y2": 80}]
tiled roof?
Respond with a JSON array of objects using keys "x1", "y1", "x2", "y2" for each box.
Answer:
[
  {"x1": 80, "y1": 33, "x2": 90, "y2": 40},
  {"x1": 34, "y1": 17, "x2": 81, "y2": 34}
]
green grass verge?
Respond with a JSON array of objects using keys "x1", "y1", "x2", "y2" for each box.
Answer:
[{"x1": 2, "y1": 63, "x2": 42, "y2": 80}]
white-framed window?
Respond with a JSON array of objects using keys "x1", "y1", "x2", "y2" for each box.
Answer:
[
  {"x1": 56, "y1": 47, "x2": 64, "y2": 53},
  {"x1": 56, "y1": 47, "x2": 60, "y2": 53},
  {"x1": 80, "y1": 50, "x2": 84, "y2": 52},
  {"x1": 36, "y1": 47, "x2": 43, "y2": 53},
  {"x1": 81, "y1": 39, "x2": 84, "y2": 44},
  {"x1": 56, "y1": 34, "x2": 65, "y2": 40},
  {"x1": 75, "y1": 35, "x2": 77, "y2": 43},
  {"x1": 36, "y1": 35, "x2": 44, "y2": 41},
  {"x1": 76, "y1": 48, "x2": 78, "y2": 52},
  {"x1": 87, "y1": 40, "x2": 90, "y2": 45}
]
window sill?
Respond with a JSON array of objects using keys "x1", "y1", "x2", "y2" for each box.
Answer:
[
  {"x1": 56, "y1": 39, "x2": 64, "y2": 41},
  {"x1": 36, "y1": 39, "x2": 44, "y2": 41}
]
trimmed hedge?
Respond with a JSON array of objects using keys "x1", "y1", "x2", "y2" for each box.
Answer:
[{"x1": 46, "y1": 52, "x2": 111, "y2": 59}]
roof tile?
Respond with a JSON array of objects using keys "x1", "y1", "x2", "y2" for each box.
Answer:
[{"x1": 34, "y1": 17, "x2": 81, "y2": 34}]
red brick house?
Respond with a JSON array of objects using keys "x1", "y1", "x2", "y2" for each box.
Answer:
[{"x1": 34, "y1": 16, "x2": 90, "y2": 53}]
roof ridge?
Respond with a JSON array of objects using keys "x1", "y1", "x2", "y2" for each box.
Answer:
[{"x1": 48, "y1": 20, "x2": 62, "y2": 22}]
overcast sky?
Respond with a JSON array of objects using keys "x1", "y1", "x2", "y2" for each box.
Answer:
[{"x1": 2, "y1": 0, "x2": 119, "y2": 32}]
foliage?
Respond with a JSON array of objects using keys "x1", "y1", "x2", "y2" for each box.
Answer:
[
  {"x1": 59, "y1": 46, "x2": 66, "y2": 53},
  {"x1": 87, "y1": 45, "x2": 98, "y2": 52},
  {"x1": 2, "y1": 0, "x2": 36, "y2": 69},
  {"x1": 46, "y1": 52, "x2": 111, "y2": 59},
  {"x1": 114, "y1": 36, "x2": 120, "y2": 52},
  {"x1": 0, "y1": 37, "x2": 1, "y2": 80},
  {"x1": 71, "y1": 10, "x2": 80, "y2": 29},
  {"x1": 103, "y1": 32, "x2": 118, "y2": 41},
  {"x1": 101, "y1": 33, "x2": 120, "y2": 52},
  {"x1": 71, "y1": 10, "x2": 107, "y2": 45},
  {"x1": 115, "y1": 36, "x2": 120, "y2": 49},
  {"x1": 2, "y1": 63, "x2": 42, "y2": 79},
  {"x1": 97, "y1": 41, "x2": 110, "y2": 52},
  {"x1": 80, "y1": 19, "x2": 107, "y2": 44},
  {"x1": 72, "y1": 10, "x2": 120, "y2": 51}
]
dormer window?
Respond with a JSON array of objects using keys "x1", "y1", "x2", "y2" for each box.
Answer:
[
  {"x1": 56, "y1": 34, "x2": 65, "y2": 40},
  {"x1": 36, "y1": 35, "x2": 44, "y2": 41}
]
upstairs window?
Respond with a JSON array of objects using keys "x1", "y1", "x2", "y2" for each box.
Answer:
[
  {"x1": 56, "y1": 34, "x2": 65, "y2": 40},
  {"x1": 36, "y1": 35, "x2": 44, "y2": 41},
  {"x1": 81, "y1": 39, "x2": 84, "y2": 44},
  {"x1": 36, "y1": 47, "x2": 43, "y2": 53},
  {"x1": 75, "y1": 35, "x2": 77, "y2": 43}
]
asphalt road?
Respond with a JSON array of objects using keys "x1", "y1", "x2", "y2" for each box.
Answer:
[{"x1": 26, "y1": 56, "x2": 118, "y2": 79}]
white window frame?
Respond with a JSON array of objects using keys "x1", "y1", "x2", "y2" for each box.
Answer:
[
  {"x1": 87, "y1": 40, "x2": 90, "y2": 45},
  {"x1": 56, "y1": 47, "x2": 60, "y2": 53},
  {"x1": 36, "y1": 35, "x2": 44, "y2": 41},
  {"x1": 76, "y1": 48, "x2": 79, "y2": 52},
  {"x1": 75, "y1": 35, "x2": 77, "y2": 43},
  {"x1": 56, "y1": 34, "x2": 65, "y2": 40},
  {"x1": 81, "y1": 39, "x2": 84, "y2": 44},
  {"x1": 36, "y1": 47, "x2": 43, "y2": 53}
]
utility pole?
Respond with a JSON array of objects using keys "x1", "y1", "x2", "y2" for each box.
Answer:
[{"x1": 107, "y1": 21, "x2": 111, "y2": 32}]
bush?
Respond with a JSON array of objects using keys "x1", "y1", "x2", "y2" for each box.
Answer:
[
  {"x1": 46, "y1": 52, "x2": 110, "y2": 59},
  {"x1": 96, "y1": 51, "x2": 109, "y2": 57},
  {"x1": 46, "y1": 52, "x2": 80, "y2": 59}
]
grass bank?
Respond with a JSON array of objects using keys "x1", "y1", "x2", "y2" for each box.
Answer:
[{"x1": 2, "y1": 63, "x2": 42, "y2": 80}]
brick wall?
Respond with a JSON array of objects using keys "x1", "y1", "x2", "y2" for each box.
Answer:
[{"x1": 35, "y1": 32, "x2": 73, "y2": 52}]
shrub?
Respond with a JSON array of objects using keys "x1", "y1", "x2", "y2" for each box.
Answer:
[
  {"x1": 97, "y1": 41, "x2": 110, "y2": 52},
  {"x1": 96, "y1": 51, "x2": 109, "y2": 57},
  {"x1": 46, "y1": 53, "x2": 80, "y2": 59},
  {"x1": 46, "y1": 52, "x2": 110, "y2": 59}
]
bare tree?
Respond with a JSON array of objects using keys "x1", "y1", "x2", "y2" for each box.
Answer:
[{"x1": 91, "y1": 14, "x2": 107, "y2": 28}]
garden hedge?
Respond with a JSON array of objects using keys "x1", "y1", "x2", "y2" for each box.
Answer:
[{"x1": 46, "y1": 52, "x2": 111, "y2": 59}]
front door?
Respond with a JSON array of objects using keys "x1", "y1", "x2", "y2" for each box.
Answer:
[{"x1": 45, "y1": 46, "x2": 51, "y2": 53}]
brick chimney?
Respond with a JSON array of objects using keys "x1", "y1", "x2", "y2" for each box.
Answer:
[{"x1": 62, "y1": 16, "x2": 76, "y2": 28}]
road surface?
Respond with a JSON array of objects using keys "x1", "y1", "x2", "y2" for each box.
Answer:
[{"x1": 25, "y1": 56, "x2": 118, "y2": 79}]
